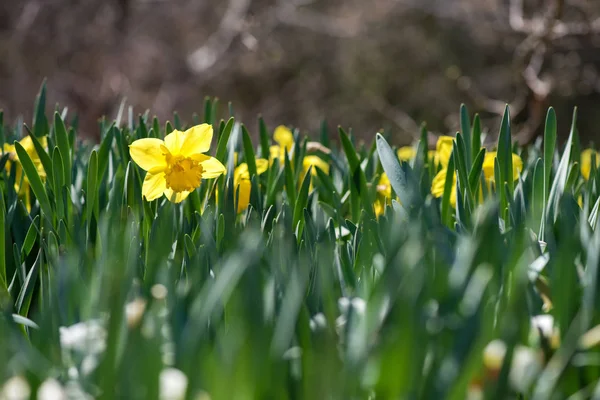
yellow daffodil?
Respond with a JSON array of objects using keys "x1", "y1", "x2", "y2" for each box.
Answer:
[
  {"x1": 374, "y1": 172, "x2": 392, "y2": 217},
  {"x1": 481, "y1": 151, "x2": 523, "y2": 182},
  {"x1": 233, "y1": 159, "x2": 269, "y2": 213},
  {"x1": 431, "y1": 148, "x2": 523, "y2": 208},
  {"x1": 302, "y1": 155, "x2": 329, "y2": 177},
  {"x1": 302, "y1": 155, "x2": 329, "y2": 191},
  {"x1": 269, "y1": 125, "x2": 294, "y2": 163},
  {"x1": 3, "y1": 136, "x2": 48, "y2": 209},
  {"x1": 397, "y1": 146, "x2": 416, "y2": 162},
  {"x1": 581, "y1": 149, "x2": 599, "y2": 180},
  {"x1": 434, "y1": 135, "x2": 454, "y2": 168},
  {"x1": 129, "y1": 124, "x2": 226, "y2": 203},
  {"x1": 431, "y1": 168, "x2": 458, "y2": 207}
]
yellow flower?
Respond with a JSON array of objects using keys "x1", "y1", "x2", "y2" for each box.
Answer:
[
  {"x1": 129, "y1": 124, "x2": 226, "y2": 203},
  {"x1": 302, "y1": 155, "x2": 329, "y2": 177},
  {"x1": 431, "y1": 168, "x2": 457, "y2": 208},
  {"x1": 481, "y1": 151, "x2": 523, "y2": 183},
  {"x1": 434, "y1": 136, "x2": 454, "y2": 168},
  {"x1": 581, "y1": 149, "x2": 599, "y2": 180},
  {"x1": 3, "y1": 136, "x2": 48, "y2": 204},
  {"x1": 374, "y1": 172, "x2": 392, "y2": 217},
  {"x1": 301, "y1": 155, "x2": 329, "y2": 191},
  {"x1": 233, "y1": 159, "x2": 269, "y2": 213},
  {"x1": 431, "y1": 150, "x2": 523, "y2": 208},
  {"x1": 269, "y1": 125, "x2": 294, "y2": 163},
  {"x1": 397, "y1": 146, "x2": 416, "y2": 161}
]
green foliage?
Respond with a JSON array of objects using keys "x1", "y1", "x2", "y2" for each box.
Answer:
[{"x1": 2, "y1": 85, "x2": 600, "y2": 399}]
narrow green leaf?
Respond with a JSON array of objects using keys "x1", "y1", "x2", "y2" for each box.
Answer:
[
  {"x1": 460, "y1": 104, "x2": 472, "y2": 166},
  {"x1": 0, "y1": 187, "x2": 5, "y2": 289},
  {"x1": 16, "y1": 249, "x2": 42, "y2": 316},
  {"x1": 86, "y1": 150, "x2": 98, "y2": 228},
  {"x1": 14, "y1": 141, "x2": 52, "y2": 218},
  {"x1": 471, "y1": 114, "x2": 481, "y2": 165},
  {"x1": 21, "y1": 215, "x2": 39, "y2": 258},
  {"x1": 241, "y1": 124, "x2": 257, "y2": 177},
  {"x1": 215, "y1": 117, "x2": 234, "y2": 163},
  {"x1": 497, "y1": 105, "x2": 514, "y2": 196},
  {"x1": 25, "y1": 127, "x2": 53, "y2": 187},
  {"x1": 258, "y1": 116, "x2": 271, "y2": 160},
  {"x1": 33, "y1": 81, "x2": 48, "y2": 138},
  {"x1": 54, "y1": 112, "x2": 72, "y2": 188},
  {"x1": 284, "y1": 152, "x2": 296, "y2": 211},
  {"x1": 293, "y1": 167, "x2": 312, "y2": 239}
]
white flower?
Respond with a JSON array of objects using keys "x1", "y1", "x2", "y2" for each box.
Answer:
[
  {"x1": 59, "y1": 319, "x2": 106, "y2": 354},
  {"x1": 37, "y1": 378, "x2": 65, "y2": 400},
  {"x1": 160, "y1": 368, "x2": 188, "y2": 400},
  {"x1": 1, "y1": 376, "x2": 30, "y2": 400},
  {"x1": 125, "y1": 298, "x2": 147, "y2": 328},
  {"x1": 509, "y1": 346, "x2": 542, "y2": 392}
]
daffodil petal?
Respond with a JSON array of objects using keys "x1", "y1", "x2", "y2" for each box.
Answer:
[
  {"x1": 431, "y1": 168, "x2": 448, "y2": 198},
  {"x1": 274, "y1": 126, "x2": 294, "y2": 151},
  {"x1": 199, "y1": 157, "x2": 226, "y2": 179},
  {"x1": 164, "y1": 130, "x2": 185, "y2": 155},
  {"x1": 142, "y1": 172, "x2": 167, "y2": 201},
  {"x1": 236, "y1": 179, "x2": 252, "y2": 213},
  {"x1": 397, "y1": 146, "x2": 416, "y2": 161},
  {"x1": 303, "y1": 155, "x2": 329, "y2": 176},
  {"x1": 164, "y1": 188, "x2": 190, "y2": 203},
  {"x1": 256, "y1": 158, "x2": 269, "y2": 175},
  {"x1": 129, "y1": 138, "x2": 167, "y2": 172},
  {"x1": 180, "y1": 124, "x2": 213, "y2": 157}
]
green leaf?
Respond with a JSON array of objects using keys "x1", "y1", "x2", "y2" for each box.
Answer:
[
  {"x1": 376, "y1": 133, "x2": 419, "y2": 212},
  {"x1": 460, "y1": 104, "x2": 472, "y2": 166},
  {"x1": 497, "y1": 105, "x2": 514, "y2": 196},
  {"x1": 241, "y1": 124, "x2": 257, "y2": 177},
  {"x1": 547, "y1": 108, "x2": 577, "y2": 224},
  {"x1": 51, "y1": 147, "x2": 65, "y2": 220},
  {"x1": 471, "y1": 114, "x2": 481, "y2": 165},
  {"x1": 14, "y1": 141, "x2": 52, "y2": 218},
  {"x1": 215, "y1": 117, "x2": 234, "y2": 163},
  {"x1": 204, "y1": 97, "x2": 213, "y2": 124},
  {"x1": 341, "y1": 128, "x2": 373, "y2": 218},
  {"x1": 258, "y1": 116, "x2": 271, "y2": 159},
  {"x1": 16, "y1": 249, "x2": 42, "y2": 316},
  {"x1": 54, "y1": 112, "x2": 72, "y2": 188},
  {"x1": 21, "y1": 215, "x2": 39, "y2": 258},
  {"x1": 86, "y1": 150, "x2": 98, "y2": 229},
  {"x1": 543, "y1": 107, "x2": 557, "y2": 226},
  {"x1": 33, "y1": 80, "x2": 48, "y2": 138},
  {"x1": 293, "y1": 167, "x2": 312, "y2": 240},
  {"x1": 25, "y1": 127, "x2": 53, "y2": 187},
  {"x1": 468, "y1": 148, "x2": 485, "y2": 197},
  {"x1": 441, "y1": 153, "x2": 456, "y2": 227},
  {"x1": 284, "y1": 151, "x2": 296, "y2": 211},
  {"x1": 0, "y1": 187, "x2": 5, "y2": 289}
]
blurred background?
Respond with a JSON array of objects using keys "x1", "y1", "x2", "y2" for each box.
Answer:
[{"x1": 1, "y1": 0, "x2": 600, "y2": 145}]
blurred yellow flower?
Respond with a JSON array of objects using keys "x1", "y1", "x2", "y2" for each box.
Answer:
[
  {"x1": 431, "y1": 149, "x2": 523, "y2": 208},
  {"x1": 434, "y1": 136, "x2": 454, "y2": 168},
  {"x1": 3, "y1": 136, "x2": 48, "y2": 208},
  {"x1": 431, "y1": 168, "x2": 457, "y2": 208},
  {"x1": 481, "y1": 151, "x2": 523, "y2": 183},
  {"x1": 233, "y1": 159, "x2": 269, "y2": 213},
  {"x1": 374, "y1": 172, "x2": 392, "y2": 217},
  {"x1": 302, "y1": 155, "x2": 329, "y2": 191},
  {"x1": 269, "y1": 125, "x2": 294, "y2": 163},
  {"x1": 129, "y1": 124, "x2": 225, "y2": 203},
  {"x1": 581, "y1": 149, "x2": 599, "y2": 180},
  {"x1": 397, "y1": 146, "x2": 416, "y2": 161},
  {"x1": 302, "y1": 155, "x2": 329, "y2": 177}
]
